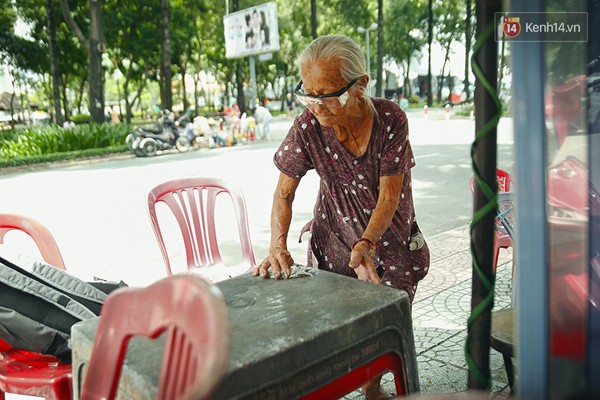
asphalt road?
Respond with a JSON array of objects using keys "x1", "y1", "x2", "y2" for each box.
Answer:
[{"x1": 0, "y1": 109, "x2": 514, "y2": 287}]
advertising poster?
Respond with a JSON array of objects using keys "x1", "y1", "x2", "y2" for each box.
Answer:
[{"x1": 224, "y1": 2, "x2": 280, "y2": 59}]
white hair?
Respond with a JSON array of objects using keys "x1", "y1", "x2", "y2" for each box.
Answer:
[{"x1": 296, "y1": 34, "x2": 377, "y2": 116}]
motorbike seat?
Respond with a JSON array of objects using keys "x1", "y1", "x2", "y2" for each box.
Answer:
[
  {"x1": 144, "y1": 131, "x2": 173, "y2": 142},
  {"x1": 143, "y1": 125, "x2": 163, "y2": 134}
]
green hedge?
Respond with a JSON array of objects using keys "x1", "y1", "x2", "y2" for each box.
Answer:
[
  {"x1": 71, "y1": 114, "x2": 92, "y2": 124},
  {"x1": 0, "y1": 123, "x2": 132, "y2": 169}
]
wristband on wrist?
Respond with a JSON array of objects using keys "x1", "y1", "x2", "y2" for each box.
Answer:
[{"x1": 352, "y1": 238, "x2": 377, "y2": 257}]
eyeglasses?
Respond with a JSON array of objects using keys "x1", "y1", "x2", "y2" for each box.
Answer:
[{"x1": 294, "y1": 78, "x2": 359, "y2": 110}]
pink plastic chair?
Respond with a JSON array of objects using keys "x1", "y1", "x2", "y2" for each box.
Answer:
[
  {"x1": 80, "y1": 275, "x2": 230, "y2": 400},
  {"x1": 0, "y1": 213, "x2": 71, "y2": 400},
  {"x1": 0, "y1": 213, "x2": 66, "y2": 270},
  {"x1": 147, "y1": 177, "x2": 256, "y2": 279},
  {"x1": 470, "y1": 169, "x2": 514, "y2": 276}
]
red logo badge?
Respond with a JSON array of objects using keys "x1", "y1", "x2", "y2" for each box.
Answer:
[{"x1": 503, "y1": 17, "x2": 521, "y2": 38}]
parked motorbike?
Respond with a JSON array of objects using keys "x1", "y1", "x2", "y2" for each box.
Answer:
[{"x1": 126, "y1": 112, "x2": 191, "y2": 157}]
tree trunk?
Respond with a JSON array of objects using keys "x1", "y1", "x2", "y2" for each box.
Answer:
[
  {"x1": 182, "y1": 52, "x2": 190, "y2": 111},
  {"x1": 60, "y1": 0, "x2": 106, "y2": 123},
  {"x1": 232, "y1": 0, "x2": 245, "y2": 113},
  {"x1": 375, "y1": 0, "x2": 384, "y2": 98},
  {"x1": 76, "y1": 79, "x2": 85, "y2": 114},
  {"x1": 311, "y1": 0, "x2": 317, "y2": 39},
  {"x1": 18, "y1": 83, "x2": 27, "y2": 123},
  {"x1": 123, "y1": 79, "x2": 130, "y2": 123},
  {"x1": 160, "y1": 0, "x2": 173, "y2": 111},
  {"x1": 236, "y1": 60, "x2": 246, "y2": 114},
  {"x1": 46, "y1": 0, "x2": 63, "y2": 125},
  {"x1": 60, "y1": 77, "x2": 70, "y2": 120},
  {"x1": 194, "y1": 74, "x2": 200, "y2": 115},
  {"x1": 116, "y1": 77, "x2": 122, "y2": 121},
  {"x1": 87, "y1": 0, "x2": 105, "y2": 122},
  {"x1": 128, "y1": 78, "x2": 146, "y2": 122},
  {"x1": 9, "y1": 91, "x2": 15, "y2": 127},
  {"x1": 464, "y1": 0, "x2": 472, "y2": 102},
  {"x1": 405, "y1": 61, "x2": 412, "y2": 98},
  {"x1": 427, "y1": 0, "x2": 433, "y2": 106},
  {"x1": 437, "y1": 42, "x2": 451, "y2": 103}
]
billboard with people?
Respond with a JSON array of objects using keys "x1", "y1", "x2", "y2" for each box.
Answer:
[{"x1": 223, "y1": 2, "x2": 280, "y2": 59}]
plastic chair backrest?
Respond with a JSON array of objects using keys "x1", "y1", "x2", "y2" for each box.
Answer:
[
  {"x1": 0, "y1": 213, "x2": 66, "y2": 270},
  {"x1": 80, "y1": 275, "x2": 230, "y2": 400},
  {"x1": 497, "y1": 192, "x2": 516, "y2": 240},
  {"x1": 147, "y1": 177, "x2": 256, "y2": 277},
  {"x1": 496, "y1": 168, "x2": 511, "y2": 192},
  {"x1": 0, "y1": 214, "x2": 71, "y2": 400},
  {"x1": 469, "y1": 168, "x2": 512, "y2": 194}
]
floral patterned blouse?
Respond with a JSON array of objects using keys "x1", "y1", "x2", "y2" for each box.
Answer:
[{"x1": 273, "y1": 98, "x2": 429, "y2": 302}]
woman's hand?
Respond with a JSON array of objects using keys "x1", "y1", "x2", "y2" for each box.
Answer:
[
  {"x1": 349, "y1": 242, "x2": 381, "y2": 285},
  {"x1": 252, "y1": 247, "x2": 294, "y2": 279}
]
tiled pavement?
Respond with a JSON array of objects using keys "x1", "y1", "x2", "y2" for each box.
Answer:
[{"x1": 343, "y1": 225, "x2": 513, "y2": 399}]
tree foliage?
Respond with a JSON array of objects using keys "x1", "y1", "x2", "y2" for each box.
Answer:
[{"x1": 3, "y1": 0, "x2": 477, "y2": 120}]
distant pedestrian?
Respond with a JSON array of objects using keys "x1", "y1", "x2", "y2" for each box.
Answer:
[
  {"x1": 254, "y1": 101, "x2": 272, "y2": 140},
  {"x1": 285, "y1": 93, "x2": 296, "y2": 117},
  {"x1": 111, "y1": 107, "x2": 119, "y2": 124},
  {"x1": 224, "y1": 100, "x2": 241, "y2": 134}
]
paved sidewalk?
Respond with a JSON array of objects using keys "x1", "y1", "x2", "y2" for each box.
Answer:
[{"x1": 343, "y1": 225, "x2": 514, "y2": 399}]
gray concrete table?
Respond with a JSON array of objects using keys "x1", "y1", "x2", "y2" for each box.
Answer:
[{"x1": 72, "y1": 270, "x2": 419, "y2": 399}]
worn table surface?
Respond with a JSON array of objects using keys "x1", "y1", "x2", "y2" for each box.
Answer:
[{"x1": 72, "y1": 270, "x2": 418, "y2": 399}]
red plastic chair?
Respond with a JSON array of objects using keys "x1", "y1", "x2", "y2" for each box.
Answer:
[
  {"x1": 79, "y1": 274, "x2": 230, "y2": 400},
  {"x1": 147, "y1": 177, "x2": 256, "y2": 280},
  {"x1": 0, "y1": 213, "x2": 66, "y2": 270},
  {"x1": 470, "y1": 169, "x2": 514, "y2": 276},
  {"x1": 0, "y1": 213, "x2": 72, "y2": 400}
]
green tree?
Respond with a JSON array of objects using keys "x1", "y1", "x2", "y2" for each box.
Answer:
[
  {"x1": 160, "y1": 0, "x2": 173, "y2": 111},
  {"x1": 310, "y1": 0, "x2": 317, "y2": 39},
  {"x1": 170, "y1": 0, "x2": 208, "y2": 112},
  {"x1": 45, "y1": 0, "x2": 63, "y2": 124},
  {"x1": 427, "y1": 0, "x2": 432, "y2": 106},
  {"x1": 434, "y1": 0, "x2": 464, "y2": 103},
  {"x1": 384, "y1": 0, "x2": 427, "y2": 98},
  {"x1": 464, "y1": 0, "x2": 473, "y2": 102},
  {"x1": 103, "y1": 0, "x2": 162, "y2": 122},
  {"x1": 0, "y1": 0, "x2": 16, "y2": 49},
  {"x1": 191, "y1": 0, "x2": 230, "y2": 112},
  {"x1": 375, "y1": 0, "x2": 383, "y2": 97},
  {"x1": 60, "y1": 0, "x2": 106, "y2": 123},
  {"x1": 15, "y1": 0, "x2": 88, "y2": 121}
]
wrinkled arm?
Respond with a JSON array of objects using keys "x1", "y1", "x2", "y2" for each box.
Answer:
[
  {"x1": 253, "y1": 172, "x2": 300, "y2": 279},
  {"x1": 349, "y1": 174, "x2": 404, "y2": 284}
]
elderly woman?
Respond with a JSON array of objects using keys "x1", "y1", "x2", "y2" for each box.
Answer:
[{"x1": 253, "y1": 34, "x2": 429, "y2": 399}]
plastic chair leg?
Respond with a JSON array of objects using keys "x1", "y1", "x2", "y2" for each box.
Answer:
[
  {"x1": 300, "y1": 353, "x2": 408, "y2": 400},
  {"x1": 503, "y1": 353, "x2": 515, "y2": 390},
  {"x1": 493, "y1": 248, "x2": 501, "y2": 274}
]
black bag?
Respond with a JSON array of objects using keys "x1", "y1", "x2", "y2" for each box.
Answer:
[{"x1": 0, "y1": 255, "x2": 127, "y2": 363}]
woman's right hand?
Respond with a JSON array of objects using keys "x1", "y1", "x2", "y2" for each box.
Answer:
[{"x1": 252, "y1": 247, "x2": 294, "y2": 279}]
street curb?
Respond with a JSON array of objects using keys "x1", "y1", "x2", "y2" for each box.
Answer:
[{"x1": 0, "y1": 152, "x2": 136, "y2": 176}]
